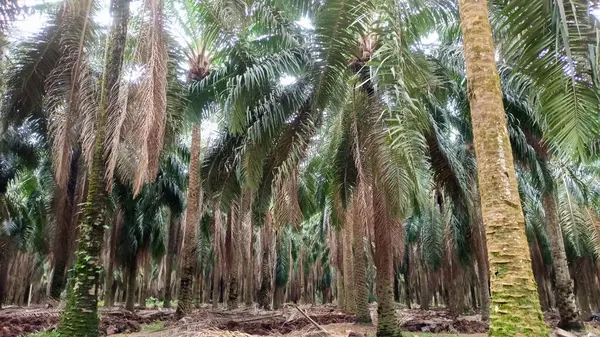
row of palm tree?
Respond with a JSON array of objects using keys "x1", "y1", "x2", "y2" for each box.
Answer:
[{"x1": 1, "y1": 0, "x2": 600, "y2": 336}]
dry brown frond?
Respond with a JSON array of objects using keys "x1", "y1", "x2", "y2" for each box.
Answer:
[
  {"x1": 44, "y1": 0, "x2": 97, "y2": 191},
  {"x1": 130, "y1": 0, "x2": 168, "y2": 194}
]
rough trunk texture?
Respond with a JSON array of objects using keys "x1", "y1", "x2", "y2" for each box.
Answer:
[
  {"x1": 212, "y1": 258, "x2": 220, "y2": 308},
  {"x1": 140, "y1": 256, "x2": 150, "y2": 308},
  {"x1": 471, "y1": 182, "x2": 491, "y2": 321},
  {"x1": 50, "y1": 148, "x2": 80, "y2": 300},
  {"x1": 352, "y1": 198, "x2": 371, "y2": 323},
  {"x1": 245, "y1": 216, "x2": 255, "y2": 306},
  {"x1": 542, "y1": 193, "x2": 584, "y2": 330},
  {"x1": 273, "y1": 286, "x2": 285, "y2": 310},
  {"x1": 125, "y1": 262, "x2": 137, "y2": 311},
  {"x1": 0, "y1": 239, "x2": 11, "y2": 309},
  {"x1": 336, "y1": 230, "x2": 345, "y2": 310},
  {"x1": 103, "y1": 210, "x2": 121, "y2": 307},
  {"x1": 227, "y1": 207, "x2": 240, "y2": 309},
  {"x1": 418, "y1": 258, "x2": 429, "y2": 311},
  {"x1": 458, "y1": 0, "x2": 547, "y2": 335},
  {"x1": 163, "y1": 215, "x2": 180, "y2": 309},
  {"x1": 343, "y1": 216, "x2": 356, "y2": 314},
  {"x1": 58, "y1": 1, "x2": 130, "y2": 335},
  {"x1": 258, "y1": 220, "x2": 272, "y2": 309},
  {"x1": 176, "y1": 125, "x2": 202, "y2": 317},
  {"x1": 373, "y1": 183, "x2": 402, "y2": 337},
  {"x1": 573, "y1": 260, "x2": 591, "y2": 320}
]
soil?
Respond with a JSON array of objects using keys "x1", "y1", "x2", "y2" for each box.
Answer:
[
  {"x1": 0, "y1": 307, "x2": 172, "y2": 337},
  {"x1": 0, "y1": 304, "x2": 597, "y2": 337}
]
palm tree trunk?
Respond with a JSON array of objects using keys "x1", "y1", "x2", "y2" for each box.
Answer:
[
  {"x1": 163, "y1": 215, "x2": 180, "y2": 309},
  {"x1": 50, "y1": 148, "x2": 80, "y2": 300},
  {"x1": 353, "y1": 195, "x2": 371, "y2": 323},
  {"x1": 542, "y1": 192, "x2": 584, "y2": 330},
  {"x1": 140, "y1": 255, "x2": 150, "y2": 308},
  {"x1": 125, "y1": 262, "x2": 137, "y2": 311},
  {"x1": 471, "y1": 182, "x2": 490, "y2": 321},
  {"x1": 244, "y1": 215, "x2": 254, "y2": 306},
  {"x1": 372, "y1": 183, "x2": 401, "y2": 337},
  {"x1": 0, "y1": 239, "x2": 12, "y2": 309},
  {"x1": 103, "y1": 209, "x2": 121, "y2": 307},
  {"x1": 227, "y1": 206, "x2": 240, "y2": 309},
  {"x1": 457, "y1": 0, "x2": 547, "y2": 334},
  {"x1": 258, "y1": 225, "x2": 272, "y2": 309},
  {"x1": 176, "y1": 124, "x2": 202, "y2": 317},
  {"x1": 343, "y1": 215, "x2": 356, "y2": 314},
  {"x1": 58, "y1": 0, "x2": 130, "y2": 335},
  {"x1": 335, "y1": 230, "x2": 345, "y2": 310},
  {"x1": 573, "y1": 258, "x2": 591, "y2": 320}
]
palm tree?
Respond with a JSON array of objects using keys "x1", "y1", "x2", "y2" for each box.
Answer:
[
  {"x1": 177, "y1": 125, "x2": 202, "y2": 315},
  {"x1": 59, "y1": 0, "x2": 131, "y2": 335},
  {"x1": 457, "y1": 0, "x2": 547, "y2": 334}
]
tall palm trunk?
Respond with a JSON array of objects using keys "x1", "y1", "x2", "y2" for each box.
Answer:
[
  {"x1": 335, "y1": 230, "x2": 345, "y2": 310},
  {"x1": 352, "y1": 193, "x2": 371, "y2": 323},
  {"x1": 245, "y1": 216, "x2": 254, "y2": 306},
  {"x1": 163, "y1": 215, "x2": 180, "y2": 308},
  {"x1": 58, "y1": 1, "x2": 130, "y2": 335},
  {"x1": 103, "y1": 209, "x2": 122, "y2": 307},
  {"x1": 125, "y1": 261, "x2": 137, "y2": 311},
  {"x1": 372, "y1": 182, "x2": 401, "y2": 337},
  {"x1": 258, "y1": 218, "x2": 272, "y2": 309},
  {"x1": 471, "y1": 183, "x2": 490, "y2": 321},
  {"x1": 457, "y1": 0, "x2": 547, "y2": 334},
  {"x1": 0, "y1": 238, "x2": 12, "y2": 309},
  {"x1": 542, "y1": 192, "x2": 584, "y2": 330},
  {"x1": 50, "y1": 148, "x2": 80, "y2": 299},
  {"x1": 343, "y1": 213, "x2": 356, "y2": 314},
  {"x1": 176, "y1": 124, "x2": 202, "y2": 317},
  {"x1": 227, "y1": 206, "x2": 240, "y2": 309}
]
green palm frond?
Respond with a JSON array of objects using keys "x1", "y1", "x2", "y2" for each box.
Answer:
[
  {"x1": 0, "y1": 8, "x2": 63, "y2": 129},
  {"x1": 310, "y1": 0, "x2": 368, "y2": 111},
  {"x1": 494, "y1": 0, "x2": 600, "y2": 157}
]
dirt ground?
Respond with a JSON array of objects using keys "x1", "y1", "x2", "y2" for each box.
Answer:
[{"x1": 0, "y1": 304, "x2": 598, "y2": 337}]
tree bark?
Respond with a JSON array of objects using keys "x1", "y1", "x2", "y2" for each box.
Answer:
[
  {"x1": 50, "y1": 149, "x2": 79, "y2": 299},
  {"x1": 0, "y1": 238, "x2": 12, "y2": 309},
  {"x1": 372, "y1": 183, "x2": 401, "y2": 337},
  {"x1": 258, "y1": 224, "x2": 272, "y2": 309},
  {"x1": 103, "y1": 209, "x2": 121, "y2": 307},
  {"x1": 176, "y1": 125, "x2": 202, "y2": 317},
  {"x1": 457, "y1": 0, "x2": 547, "y2": 334},
  {"x1": 245, "y1": 214, "x2": 254, "y2": 306},
  {"x1": 125, "y1": 262, "x2": 137, "y2": 312},
  {"x1": 573, "y1": 258, "x2": 591, "y2": 320},
  {"x1": 58, "y1": 0, "x2": 130, "y2": 335},
  {"x1": 542, "y1": 192, "x2": 584, "y2": 330},
  {"x1": 227, "y1": 206, "x2": 240, "y2": 309},
  {"x1": 352, "y1": 194, "x2": 371, "y2": 323},
  {"x1": 343, "y1": 213, "x2": 356, "y2": 314},
  {"x1": 471, "y1": 182, "x2": 490, "y2": 321},
  {"x1": 163, "y1": 215, "x2": 180, "y2": 308}
]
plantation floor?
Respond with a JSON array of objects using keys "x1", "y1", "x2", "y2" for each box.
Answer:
[{"x1": 0, "y1": 304, "x2": 598, "y2": 337}]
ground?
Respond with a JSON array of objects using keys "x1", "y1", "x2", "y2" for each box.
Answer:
[{"x1": 0, "y1": 304, "x2": 598, "y2": 337}]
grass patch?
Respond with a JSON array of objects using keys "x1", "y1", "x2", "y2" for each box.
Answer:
[
  {"x1": 141, "y1": 321, "x2": 165, "y2": 332},
  {"x1": 25, "y1": 331, "x2": 60, "y2": 337}
]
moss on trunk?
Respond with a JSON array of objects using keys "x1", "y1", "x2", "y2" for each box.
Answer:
[{"x1": 457, "y1": 0, "x2": 547, "y2": 335}]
